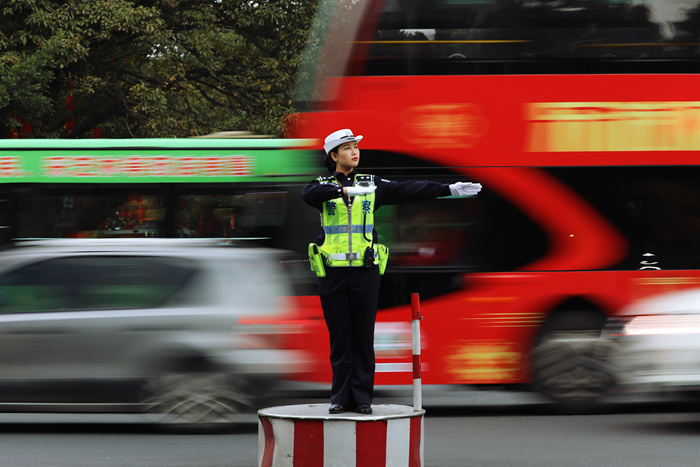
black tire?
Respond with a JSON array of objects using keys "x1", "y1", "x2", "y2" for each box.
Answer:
[
  {"x1": 531, "y1": 310, "x2": 616, "y2": 413},
  {"x1": 140, "y1": 372, "x2": 252, "y2": 428}
]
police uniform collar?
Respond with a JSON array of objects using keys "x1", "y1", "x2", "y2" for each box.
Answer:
[{"x1": 333, "y1": 171, "x2": 355, "y2": 183}]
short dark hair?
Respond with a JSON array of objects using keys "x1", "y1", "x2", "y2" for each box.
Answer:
[{"x1": 324, "y1": 145, "x2": 340, "y2": 174}]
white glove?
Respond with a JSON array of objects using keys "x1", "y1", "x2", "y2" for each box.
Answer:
[
  {"x1": 449, "y1": 182, "x2": 482, "y2": 197},
  {"x1": 346, "y1": 185, "x2": 377, "y2": 196}
]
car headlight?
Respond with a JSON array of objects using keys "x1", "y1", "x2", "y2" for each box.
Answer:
[{"x1": 609, "y1": 315, "x2": 700, "y2": 337}]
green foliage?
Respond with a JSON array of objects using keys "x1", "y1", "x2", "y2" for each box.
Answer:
[{"x1": 0, "y1": 0, "x2": 320, "y2": 138}]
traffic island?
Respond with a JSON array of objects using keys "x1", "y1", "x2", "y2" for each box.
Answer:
[{"x1": 258, "y1": 403, "x2": 425, "y2": 466}]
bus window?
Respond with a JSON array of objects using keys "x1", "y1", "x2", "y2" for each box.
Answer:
[
  {"x1": 357, "y1": 0, "x2": 700, "y2": 76},
  {"x1": 550, "y1": 166, "x2": 700, "y2": 271},
  {"x1": 361, "y1": 150, "x2": 546, "y2": 274},
  {"x1": 16, "y1": 191, "x2": 168, "y2": 239},
  {"x1": 12, "y1": 187, "x2": 307, "y2": 248},
  {"x1": 0, "y1": 197, "x2": 11, "y2": 244},
  {"x1": 175, "y1": 192, "x2": 289, "y2": 239}
]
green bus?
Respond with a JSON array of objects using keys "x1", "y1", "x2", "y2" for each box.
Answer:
[{"x1": 0, "y1": 138, "x2": 320, "y2": 255}]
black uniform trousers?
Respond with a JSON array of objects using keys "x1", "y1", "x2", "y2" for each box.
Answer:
[{"x1": 318, "y1": 264, "x2": 381, "y2": 407}]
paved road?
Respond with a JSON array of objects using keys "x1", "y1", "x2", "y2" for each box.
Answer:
[{"x1": 0, "y1": 386, "x2": 698, "y2": 466}]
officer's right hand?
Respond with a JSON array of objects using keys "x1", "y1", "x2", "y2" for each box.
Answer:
[{"x1": 346, "y1": 186, "x2": 377, "y2": 196}]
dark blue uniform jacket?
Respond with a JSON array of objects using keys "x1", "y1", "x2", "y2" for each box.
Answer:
[{"x1": 301, "y1": 171, "x2": 451, "y2": 245}]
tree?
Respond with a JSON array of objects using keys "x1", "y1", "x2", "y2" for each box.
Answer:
[{"x1": 0, "y1": 0, "x2": 320, "y2": 138}]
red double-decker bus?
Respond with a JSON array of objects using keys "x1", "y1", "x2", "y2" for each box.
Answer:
[{"x1": 285, "y1": 0, "x2": 700, "y2": 409}]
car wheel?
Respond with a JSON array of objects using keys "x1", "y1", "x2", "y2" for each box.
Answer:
[
  {"x1": 531, "y1": 331, "x2": 617, "y2": 412},
  {"x1": 140, "y1": 373, "x2": 252, "y2": 426}
]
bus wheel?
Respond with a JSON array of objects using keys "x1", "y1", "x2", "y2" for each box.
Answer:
[
  {"x1": 140, "y1": 373, "x2": 251, "y2": 428},
  {"x1": 531, "y1": 330, "x2": 617, "y2": 413}
]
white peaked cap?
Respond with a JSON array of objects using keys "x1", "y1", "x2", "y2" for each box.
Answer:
[{"x1": 323, "y1": 129, "x2": 363, "y2": 154}]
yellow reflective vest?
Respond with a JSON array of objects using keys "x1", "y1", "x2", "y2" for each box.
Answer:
[{"x1": 318, "y1": 174, "x2": 378, "y2": 267}]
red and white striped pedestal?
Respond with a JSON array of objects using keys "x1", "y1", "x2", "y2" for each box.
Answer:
[{"x1": 258, "y1": 404, "x2": 425, "y2": 467}]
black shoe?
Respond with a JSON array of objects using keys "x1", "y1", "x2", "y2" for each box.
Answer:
[
  {"x1": 355, "y1": 404, "x2": 372, "y2": 414},
  {"x1": 329, "y1": 404, "x2": 345, "y2": 414}
]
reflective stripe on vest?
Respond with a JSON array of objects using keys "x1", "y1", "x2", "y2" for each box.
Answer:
[{"x1": 319, "y1": 175, "x2": 376, "y2": 267}]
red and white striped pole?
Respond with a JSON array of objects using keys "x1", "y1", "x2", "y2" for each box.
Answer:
[{"x1": 411, "y1": 293, "x2": 422, "y2": 411}]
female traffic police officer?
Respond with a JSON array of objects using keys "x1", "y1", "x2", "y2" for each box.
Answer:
[{"x1": 302, "y1": 129, "x2": 481, "y2": 414}]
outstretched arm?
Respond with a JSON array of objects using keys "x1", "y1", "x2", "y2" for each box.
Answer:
[
  {"x1": 376, "y1": 178, "x2": 482, "y2": 207},
  {"x1": 375, "y1": 178, "x2": 452, "y2": 206}
]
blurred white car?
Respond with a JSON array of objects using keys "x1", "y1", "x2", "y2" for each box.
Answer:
[
  {"x1": 604, "y1": 287, "x2": 700, "y2": 393},
  {"x1": 0, "y1": 239, "x2": 305, "y2": 428}
]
